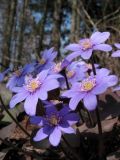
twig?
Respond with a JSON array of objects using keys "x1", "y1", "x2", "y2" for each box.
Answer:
[
  {"x1": 104, "y1": 26, "x2": 120, "y2": 35},
  {"x1": 0, "y1": 137, "x2": 44, "y2": 159},
  {"x1": 96, "y1": 7, "x2": 120, "y2": 26},
  {"x1": 79, "y1": 1, "x2": 97, "y2": 30}
]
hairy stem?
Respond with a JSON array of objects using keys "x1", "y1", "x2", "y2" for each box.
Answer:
[
  {"x1": 91, "y1": 55, "x2": 105, "y2": 159},
  {"x1": 91, "y1": 55, "x2": 103, "y2": 134},
  {"x1": 0, "y1": 96, "x2": 30, "y2": 137},
  {"x1": 62, "y1": 69, "x2": 82, "y2": 159},
  {"x1": 62, "y1": 69, "x2": 70, "y2": 89},
  {"x1": 78, "y1": 107, "x2": 84, "y2": 123},
  {"x1": 85, "y1": 109, "x2": 95, "y2": 127}
]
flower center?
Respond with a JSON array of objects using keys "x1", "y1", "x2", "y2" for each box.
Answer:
[
  {"x1": 26, "y1": 79, "x2": 41, "y2": 92},
  {"x1": 53, "y1": 63, "x2": 62, "y2": 73},
  {"x1": 39, "y1": 58, "x2": 46, "y2": 65},
  {"x1": 81, "y1": 39, "x2": 92, "y2": 50},
  {"x1": 49, "y1": 115, "x2": 60, "y2": 126},
  {"x1": 81, "y1": 77, "x2": 96, "y2": 91},
  {"x1": 67, "y1": 70, "x2": 75, "y2": 78}
]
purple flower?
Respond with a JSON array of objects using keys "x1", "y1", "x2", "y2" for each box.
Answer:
[
  {"x1": 35, "y1": 48, "x2": 57, "y2": 72},
  {"x1": 111, "y1": 43, "x2": 120, "y2": 57},
  {"x1": 49, "y1": 58, "x2": 72, "y2": 75},
  {"x1": 62, "y1": 68, "x2": 118, "y2": 111},
  {"x1": 9, "y1": 70, "x2": 60, "y2": 115},
  {"x1": 66, "y1": 62, "x2": 86, "y2": 82},
  {"x1": 0, "y1": 68, "x2": 10, "y2": 82},
  {"x1": 42, "y1": 100, "x2": 56, "y2": 108},
  {"x1": 84, "y1": 63, "x2": 99, "y2": 72},
  {"x1": 7, "y1": 64, "x2": 34, "y2": 90},
  {"x1": 31, "y1": 106, "x2": 79, "y2": 146},
  {"x1": 65, "y1": 31, "x2": 112, "y2": 60},
  {"x1": 50, "y1": 62, "x2": 62, "y2": 74},
  {"x1": 61, "y1": 61, "x2": 87, "y2": 88},
  {"x1": 42, "y1": 100, "x2": 63, "y2": 108},
  {"x1": 73, "y1": 61, "x2": 99, "y2": 74},
  {"x1": 113, "y1": 86, "x2": 120, "y2": 91},
  {"x1": 61, "y1": 58, "x2": 71, "y2": 69}
]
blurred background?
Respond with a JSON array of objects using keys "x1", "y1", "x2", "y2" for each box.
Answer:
[{"x1": 0, "y1": 0, "x2": 120, "y2": 74}]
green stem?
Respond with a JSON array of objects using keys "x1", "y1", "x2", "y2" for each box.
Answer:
[{"x1": 0, "y1": 96, "x2": 30, "y2": 137}]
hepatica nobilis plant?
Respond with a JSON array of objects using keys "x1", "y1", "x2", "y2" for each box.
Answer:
[{"x1": 0, "y1": 31, "x2": 120, "y2": 158}]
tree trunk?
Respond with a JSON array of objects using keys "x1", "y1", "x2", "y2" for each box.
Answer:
[
  {"x1": 16, "y1": 0, "x2": 29, "y2": 65},
  {"x1": 37, "y1": 0, "x2": 48, "y2": 56},
  {"x1": 2, "y1": 0, "x2": 17, "y2": 67},
  {"x1": 51, "y1": 0, "x2": 62, "y2": 59},
  {"x1": 75, "y1": 0, "x2": 81, "y2": 41},
  {"x1": 70, "y1": 0, "x2": 77, "y2": 42}
]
